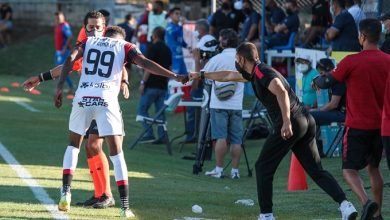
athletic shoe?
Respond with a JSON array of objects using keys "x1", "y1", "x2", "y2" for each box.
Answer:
[
  {"x1": 139, "y1": 136, "x2": 155, "y2": 144},
  {"x1": 231, "y1": 170, "x2": 240, "y2": 179},
  {"x1": 93, "y1": 193, "x2": 115, "y2": 209},
  {"x1": 361, "y1": 200, "x2": 378, "y2": 220},
  {"x1": 258, "y1": 213, "x2": 275, "y2": 220},
  {"x1": 205, "y1": 168, "x2": 223, "y2": 178},
  {"x1": 120, "y1": 208, "x2": 135, "y2": 218},
  {"x1": 339, "y1": 200, "x2": 358, "y2": 220},
  {"x1": 75, "y1": 195, "x2": 99, "y2": 207},
  {"x1": 58, "y1": 189, "x2": 71, "y2": 212}
]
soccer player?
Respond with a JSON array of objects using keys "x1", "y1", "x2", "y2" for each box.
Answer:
[{"x1": 189, "y1": 42, "x2": 358, "y2": 220}]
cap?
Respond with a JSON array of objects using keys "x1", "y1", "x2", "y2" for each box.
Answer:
[
  {"x1": 196, "y1": 35, "x2": 217, "y2": 52},
  {"x1": 295, "y1": 54, "x2": 312, "y2": 63},
  {"x1": 316, "y1": 58, "x2": 335, "y2": 72},
  {"x1": 380, "y1": 13, "x2": 390, "y2": 21}
]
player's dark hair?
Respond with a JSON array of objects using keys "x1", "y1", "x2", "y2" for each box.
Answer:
[
  {"x1": 236, "y1": 42, "x2": 260, "y2": 63},
  {"x1": 332, "y1": 0, "x2": 346, "y2": 9},
  {"x1": 125, "y1": 13, "x2": 132, "y2": 21},
  {"x1": 169, "y1": 7, "x2": 181, "y2": 15},
  {"x1": 54, "y1": 11, "x2": 64, "y2": 16},
  {"x1": 359, "y1": 18, "x2": 382, "y2": 44},
  {"x1": 83, "y1": 10, "x2": 105, "y2": 26},
  {"x1": 105, "y1": 26, "x2": 126, "y2": 39},
  {"x1": 219, "y1": 28, "x2": 239, "y2": 48},
  {"x1": 154, "y1": 1, "x2": 164, "y2": 8},
  {"x1": 98, "y1": 9, "x2": 110, "y2": 17},
  {"x1": 152, "y1": 26, "x2": 165, "y2": 41},
  {"x1": 285, "y1": 0, "x2": 297, "y2": 6}
]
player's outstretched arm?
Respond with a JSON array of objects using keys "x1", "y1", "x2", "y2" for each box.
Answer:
[
  {"x1": 121, "y1": 66, "x2": 130, "y2": 99},
  {"x1": 22, "y1": 65, "x2": 63, "y2": 91},
  {"x1": 189, "y1": 70, "x2": 247, "y2": 82}
]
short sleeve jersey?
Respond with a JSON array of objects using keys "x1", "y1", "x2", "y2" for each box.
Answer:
[
  {"x1": 251, "y1": 63, "x2": 305, "y2": 126},
  {"x1": 331, "y1": 10, "x2": 360, "y2": 51},
  {"x1": 54, "y1": 22, "x2": 72, "y2": 51},
  {"x1": 76, "y1": 37, "x2": 141, "y2": 100}
]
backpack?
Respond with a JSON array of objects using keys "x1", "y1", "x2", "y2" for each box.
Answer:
[{"x1": 213, "y1": 81, "x2": 237, "y2": 101}]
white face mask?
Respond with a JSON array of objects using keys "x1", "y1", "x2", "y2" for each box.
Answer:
[
  {"x1": 297, "y1": 63, "x2": 309, "y2": 73},
  {"x1": 382, "y1": 23, "x2": 387, "y2": 34}
]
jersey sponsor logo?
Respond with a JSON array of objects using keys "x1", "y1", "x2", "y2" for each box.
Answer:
[
  {"x1": 78, "y1": 96, "x2": 108, "y2": 108},
  {"x1": 79, "y1": 81, "x2": 112, "y2": 89}
]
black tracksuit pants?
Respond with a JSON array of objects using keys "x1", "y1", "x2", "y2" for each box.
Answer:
[{"x1": 255, "y1": 113, "x2": 347, "y2": 213}]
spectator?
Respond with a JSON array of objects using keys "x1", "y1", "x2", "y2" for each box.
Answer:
[
  {"x1": 203, "y1": 29, "x2": 244, "y2": 179},
  {"x1": 54, "y1": 11, "x2": 74, "y2": 95},
  {"x1": 310, "y1": 58, "x2": 346, "y2": 157},
  {"x1": 314, "y1": 18, "x2": 389, "y2": 220},
  {"x1": 147, "y1": 0, "x2": 167, "y2": 42},
  {"x1": 137, "y1": 27, "x2": 172, "y2": 144},
  {"x1": 264, "y1": 0, "x2": 299, "y2": 48},
  {"x1": 345, "y1": 0, "x2": 366, "y2": 29},
  {"x1": 240, "y1": 0, "x2": 261, "y2": 42},
  {"x1": 118, "y1": 13, "x2": 134, "y2": 43},
  {"x1": 296, "y1": 54, "x2": 319, "y2": 109},
  {"x1": 325, "y1": 0, "x2": 360, "y2": 52},
  {"x1": 210, "y1": 0, "x2": 245, "y2": 38},
  {"x1": 264, "y1": 0, "x2": 285, "y2": 36},
  {"x1": 0, "y1": 2, "x2": 12, "y2": 46},
  {"x1": 165, "y1": 7, "x2": 187, "y2": 76},
  {"x1": 302, "y1": 0, "x2": 331, "y2": 48},
  {"x1": 136, "y1": 2, "x2": 152, "y2": 54},
  {"x1": 380, "y1": 13, "x2": 390, "y2": 54}
]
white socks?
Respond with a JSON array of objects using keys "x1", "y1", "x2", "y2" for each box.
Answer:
[
  {"x1": 109, "y1": 152, "x2": 128, "y2": 184},
  {"x1": 62, "y1": 146, "x2": 80, "y2": 172}
]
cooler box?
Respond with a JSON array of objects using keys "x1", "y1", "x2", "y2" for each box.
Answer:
[{"x1": 320, "y1": 124, "x2": 343, "y2": 157}]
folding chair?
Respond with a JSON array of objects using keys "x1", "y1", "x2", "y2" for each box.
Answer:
[{"x1": 128, "y1": 92, "x2": 184, "y2": 155}]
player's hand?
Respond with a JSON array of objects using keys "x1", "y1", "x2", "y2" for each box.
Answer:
[
  {"x1": 175, "y1": 75, "x2": 189, "y2": 84},
  {"x1": 139, "y1": 84, "x2": 145, "y2": 95},
  {"x1": 281, "y1": 120, "x2": 293, "y2": 140},
  {"x1": 54, "y1": 87, "x2": 63, "y2": 108},
  {"x1": 189, "y1": 72, "x2": 200, "y2": 81},
  {"x1": 121, "y1": 82, "x2": 130, "y2": 99},
  {"x1": 22, "y1": 76, "x2": 40, "y2": 91}
]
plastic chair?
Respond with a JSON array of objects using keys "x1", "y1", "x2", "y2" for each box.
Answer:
[
  {"x1": 266, "y1": 32, "x2": 297, "y2": 74},
  {"x1": 271, "y1": 32, "x2": 297, "y2": 50},
  {"x1": 129, "y1": 92, "x2": 184, "y2": 155}
]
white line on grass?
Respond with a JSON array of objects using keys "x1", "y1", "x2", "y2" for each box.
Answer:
[
  {"x1": 9, "y1": 98, "x2": 40, "y2": 112},
  {"x1": 0, "y1": 142, "x2": 68, "y2": 220}
]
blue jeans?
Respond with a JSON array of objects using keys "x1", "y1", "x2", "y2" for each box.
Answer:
[
  {"x1": 137, "y1": 87, "x2": 167, "y2": 139},
  {"x1": 55, "y1": 50, "x2": 73, "y2": 89},
  {"x1": 310, "y1": 110, "x2": 345, "y2": 126},
  {"x1": 185, "y1": 86, "x2": 203, "y2": 140}
]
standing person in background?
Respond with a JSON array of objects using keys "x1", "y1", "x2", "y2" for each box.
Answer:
[
  {"x1": 240, "y1": 0, "x2": 260, "y2": 42},
  {"x1": 210, "y1": 0, "x2": 245, "y2": 38},
  {"x1": 118, "y1": 13, "x2": 134, "y2": 43},
  {"x1": 302, "y1": 0, "x2": 331, "y2": 48},
  {"x1": 0, "y1": 2, "x2": 13, "y2": 47},
  {"x1": 380, "y1": 13, "x2": 390, "y2": 54},
  {"x1": 136, "y1": 2, "x2": 152, "y2": 54},
  {"x1": 345, "y1": 0, "x2": 366, "y2": 29},
  {"x1": 54, "y1": 11, "x2": 74, "y2": 95},
  {"x1": 147, "y1": 1, "x2": 167, "y2": 43},
  {"x1": 295, "y1": 54, "x2": 318, "y2": 109}
]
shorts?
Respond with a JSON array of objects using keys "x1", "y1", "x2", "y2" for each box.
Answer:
[
  {"x1": 210, "y1": 108, "x2": 243, "y2": 144},
  {"x1": 84, "y1": 120, "x2": 99, "y2": 139},
  {"x1": 69, "y1": 96, "x2": 124, "y2": 137},
  {"x1": 342, "y1": 127, "x2": 383, "y2": 170},
  {"x1": 55, "y1": 50, "x2": 71, "y2": 65}
]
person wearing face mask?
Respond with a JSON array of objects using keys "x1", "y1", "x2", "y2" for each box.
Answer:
[
  {"x1": 380, "y1": 13, "x2": 390, "y2": 54},
  {"x1": 345, "y1": 0, "x2": 366, "y2": 30},
  {"x1": 295, "y1": 55, "x2": 319, "y2": 109},
  {"x1": 325, "y1": 0, "x2": 360, "y2": 52},
  {"x1": 189, "y1": 41, "x2": 358, "y2": 220},
  {"x1": 313, "y1": 19, "x2": 390, "y2": 220},
  {"x1": 210, "y1": 0, "x2": 245, "y2": 38},
  {"x1": 240, "y1": 0, "x2": 260, "y2": 42},
  {"x1": 147, "y1": 0, "x2": 167, "y2": 42},
  {"x1": 264, "y1": 0, "x2": 285, "y2": 36}
]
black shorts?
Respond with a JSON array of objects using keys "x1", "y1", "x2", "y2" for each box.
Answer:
[
  {"x1": 85, "y1": 120, "x2": 99, "y2": 139},
  {"x1": 342, "y1": 127, "x2": 383, "y2": 170}
]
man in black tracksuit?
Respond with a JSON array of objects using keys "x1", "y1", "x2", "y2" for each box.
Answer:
[{"x1": 189, "y1": 42, "x2": 358, "y2": 220}]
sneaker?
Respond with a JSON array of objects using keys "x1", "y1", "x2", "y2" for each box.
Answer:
[
  {"x1": 205, "y1": 168, "x2": 223, "y2": 178},
  {"x1": 339, "y1": 200, "x2": 358, "y2": 220},
  {"x1": 120, "y1": 208, "x2": 135, "y2": 218},
  {"x1": 75, "y1": 195, "x2": 99, "y2": 207},
  {"x1": 92, "y1": 193, "x2": 115, "y2": 209},
  {"x1": 58, "y1": 189, "x2": 71, "y2": 212},
  {"x1": 361, "y1": 200, "x2": 378, "y2": 220},
  {"x1": 139, "y1": 136, "x2": 155, "y2": 144},
  {"x1": 258, "y1": 213, "x2": 275, "y2": 220},
  {"x1": 231, "y1": 170, "x2": 240, "y2": 179}
]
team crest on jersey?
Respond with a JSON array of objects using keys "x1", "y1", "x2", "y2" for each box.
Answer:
[{"x1": 78, "y1": 96, "x2": 108, "y2": 108}]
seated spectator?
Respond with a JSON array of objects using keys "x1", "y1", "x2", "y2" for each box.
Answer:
[
  {"x1": 240, "y1": 0, "x2": 260, "y2": 42},
  {"x1": 302, "y1": 0, "x2": 331, "y2": 48},
  {"x1": 310, "y1": 58, "x2": 346, "y2": 157},
  {"x1": 264, "y1": 0, "x2": 299, "y2": 48},
  {"x1": 264, "y1": 0, "x2": 285, "y2": 36},
  {"x1": 118, "y1": 13, "x2": 134, "y2": 43},
  {"x1": 345, "y1": 0, "x2": 366, "y2": 29},
  {"x1": 325, "y1": 0, "x2": 360, "y2": 52},
  {"x1": 380, "y1": 13, "x2": 390, "y2": 54},
  {"x1": 0, "y1": 2, "x2": 13, "y2": 46},
  {"x1": 137, "y1": 27, "x2": 172, "y2": 144},
  {"x1": 296, "y1": 54, "x2": 319, "y2": 109},
  {"x1": 210, "y1": 0, "x2": 245, "y2": 38}
]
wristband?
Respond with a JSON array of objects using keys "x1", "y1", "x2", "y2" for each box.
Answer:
[
  {"x1": 200, "y1": 70, "x2": 205, "y2": 80},
  {"x1": 38, "y1": 70, "x2": 53, "y2": 82}
]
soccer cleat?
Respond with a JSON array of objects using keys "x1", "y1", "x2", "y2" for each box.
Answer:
[
  {"x1": 258, "y1": 213, "x2": 275, "y2": 220},
  {"x1": 58, "y1": 190, "x2": 71, "y2": 212},
  {"x1": 205, "y1": 168, "x2": 223, "y2": 178},
  {"x1": 360, "y1": 199, "x2": 378, "y2": 220},
  {"x1": 93, "y1": 193, "x2": 115, "y2": 209},
  {"x1": 230, "y1": 170, "x2": 240, "y2": 179},
  {"x1": 339, "y1": 200, "x2": 358, "y2": 220},
  {"x1": 120, "y1": 208, "x2": 136, "y2": 218},
  {"x1": 75, "y1": 195, "x2": 99, "y2": 207}
]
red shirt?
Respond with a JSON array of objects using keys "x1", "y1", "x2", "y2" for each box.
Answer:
[
  {"x1": 382, "y1": 76, "x2": 390, "y2": 135},
  {"x1": 332, "y1": 50, "x2": 390, "y2": 130}
]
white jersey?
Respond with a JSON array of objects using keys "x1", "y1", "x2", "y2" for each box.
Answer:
[{"x1": 75, "y1": 36, "x2": 137, "y2": 101}]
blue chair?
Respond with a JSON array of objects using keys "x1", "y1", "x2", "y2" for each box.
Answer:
[
  {"x1": 266, "y1": 32, "x2": 297, "y2": 74},
  {"x1": 271, "y1": 32, "x2": 297, "y2": 51}
]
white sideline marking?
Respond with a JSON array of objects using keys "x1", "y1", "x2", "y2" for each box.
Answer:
[
  {"x1": 0, "y1": 142, "x2": 68, "y2": 220},
  {"x1": 9, "y1": 98, "x2": 40, "y2": 112}
]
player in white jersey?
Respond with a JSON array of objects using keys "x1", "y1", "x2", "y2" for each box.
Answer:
[{"x1": 55, "y1": 26, "x2": 187, "y2": 218}]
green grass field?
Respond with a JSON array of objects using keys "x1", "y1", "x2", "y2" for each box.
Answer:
[{"x1": 0, "y1": 34, "x2": 389, "y2": 220}]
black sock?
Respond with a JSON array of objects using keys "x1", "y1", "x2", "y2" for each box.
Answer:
[{"x1": 118, "y1": 184, "x2": 129, "y2": 209}]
